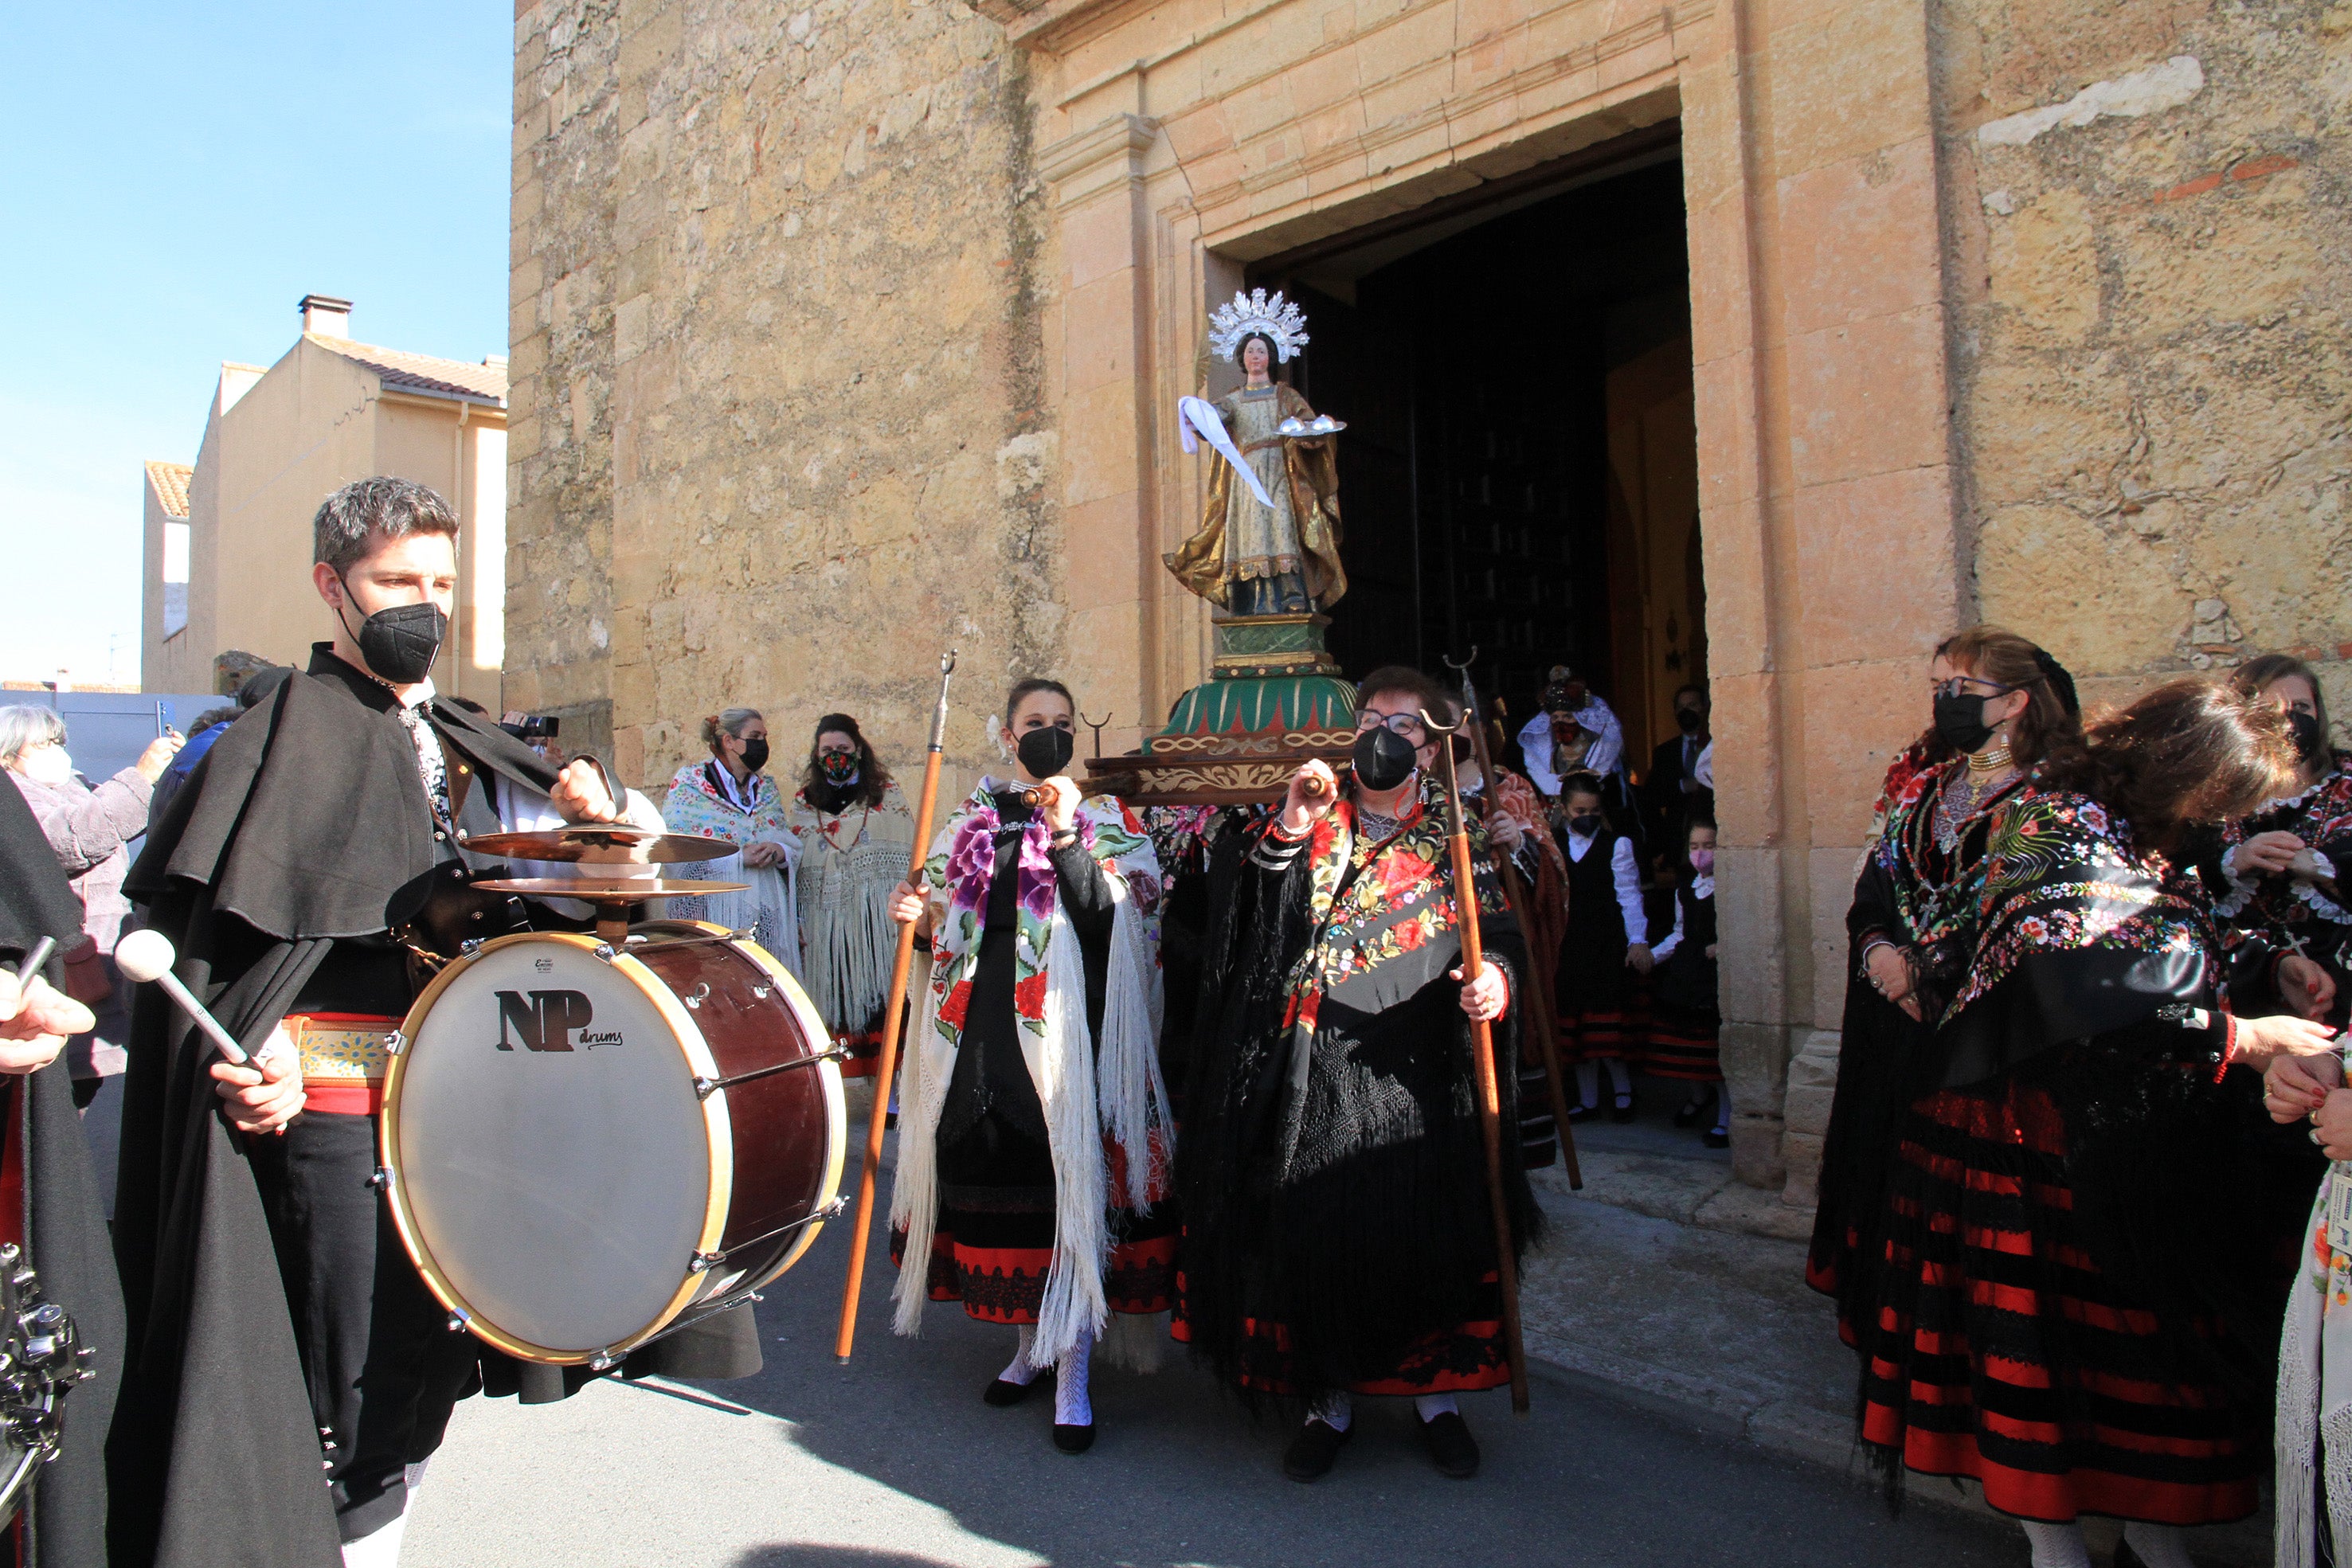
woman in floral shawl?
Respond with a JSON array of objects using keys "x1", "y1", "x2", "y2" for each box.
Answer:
[
  {"x1": 885, "y1": 679, "x2": 1170, "y2": 1455},
  {"x1": 1175, "y1": 667, "x2": 1535, "y2": 1485},
  {"x1": 1810, "y1": 628, "x2": 2077, "y2": 1362},
  {"x1": 1845, "y1": 677, "x2": 2334, "y2": 1568},
  {"x1": 663, "y1": 709, "x2": 801, "y2": 973}
]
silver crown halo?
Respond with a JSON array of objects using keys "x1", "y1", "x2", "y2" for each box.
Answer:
[{"x1": 1207, "y1": 287, "x2": 1310, "y2": 364}]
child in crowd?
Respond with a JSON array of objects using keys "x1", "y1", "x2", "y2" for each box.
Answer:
[
  {"x1": 1554, "y1": 772, "x2": 1650, "y2": 1120},
  {"x1": 1646, "y1": 817, "x2": 1727, "y2": 1148}
]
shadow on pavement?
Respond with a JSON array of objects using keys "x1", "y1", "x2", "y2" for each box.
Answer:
[{"x1": 676, "y1": 1152, "x2": 2025, "y2": 1568}]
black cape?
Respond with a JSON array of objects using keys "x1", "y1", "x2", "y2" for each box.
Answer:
[
  {"x1": 0, "y1": 776, "x2": 125, "y2": 1568},
  {"x1": 109, "y1": 649, "x2": 756, "y2": 1568}
]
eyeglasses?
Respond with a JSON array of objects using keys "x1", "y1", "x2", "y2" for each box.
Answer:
[
  {"x1": 1355, "y1": 711, "x2": 1427, "y2": 741},
  {"x1": 1931, "y1": 676, "x2": 2015, "y2": 700}
]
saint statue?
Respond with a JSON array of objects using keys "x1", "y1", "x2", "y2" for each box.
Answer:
[{"x1": 1163, "y1": 289, "x2": 1347, "y2": 616}]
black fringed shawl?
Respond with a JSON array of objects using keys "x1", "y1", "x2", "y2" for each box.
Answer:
[{"x1": 1174, "y1": 778, "x2": 1540, "y2": 1410}]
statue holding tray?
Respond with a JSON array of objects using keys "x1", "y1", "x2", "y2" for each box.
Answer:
[{"x1": 1164, "y1": 289, "x2": 1348, "y2": 615}]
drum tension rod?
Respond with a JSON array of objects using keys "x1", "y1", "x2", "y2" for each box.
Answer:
[
  {"x1": 687, "y1": 1197, "x2": 851, "y2": 1269},
  {"x1": 691, "y1": 1047, "x2": 854, "y2": 1100},
  {"x1": 590, "y1": 929, "x2": 759, "y2": 964}
]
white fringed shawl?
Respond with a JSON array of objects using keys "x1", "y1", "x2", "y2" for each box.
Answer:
[{"x1": 2278, "y1": 1165, "x2": 2352, "y2": 1568}]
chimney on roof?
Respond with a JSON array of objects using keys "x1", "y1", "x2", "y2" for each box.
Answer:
[{"x1": 299, "y1": 294, "x2": 352, "y2": 338}]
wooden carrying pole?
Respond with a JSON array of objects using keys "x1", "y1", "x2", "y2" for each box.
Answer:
[
  {"x1": 836, "y1": 648, "x2": 956, "y2": 1363},
  {"x1": 1419, "y1": 706, "x2": 1532, "y2": 1414},
  {"x1": 1444, "y1": 655, "x2": 1582, "y2": 1190}
]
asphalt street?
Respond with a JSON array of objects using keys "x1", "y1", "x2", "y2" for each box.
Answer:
[{"x1": 406, "y1": 1152, "x2": 2025, "y2": 1568}]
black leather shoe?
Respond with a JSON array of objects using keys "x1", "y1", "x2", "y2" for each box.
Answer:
[
  {"x1": 984, "y1": 1376, "x2": 1037, "y2": 1407},
  {"x1": 1565, "y1": 1101, "x2": 1602, "y2": 1124},
  {"x1": 1610, "y1": 1097, "x2": 1637, "y2": 1124},
  {"x1": 1702, "y1": 1128, "x2": 1730, "y2": 1149},
  {"x1": 1052, "y1": 1421, "x2": 1096, "y2": 1453},
  {"x1": 1673, "y1": 1101, "x2": 1703, "y2": 1128},
  {"x1": 1420, "y1": 1411, "x2": 1480, "y2": 1478},
  {"x1": 1282, "y1": 1418, "x2": 1351, "y2": 1482}
]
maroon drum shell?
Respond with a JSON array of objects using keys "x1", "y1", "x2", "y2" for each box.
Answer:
[{"x1": 628, "y1": 923, "x2": 834, "y2": 1265}]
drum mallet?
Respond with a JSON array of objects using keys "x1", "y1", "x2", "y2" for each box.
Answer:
[
  {"x1": 113, "y1": 929, "x2": 251, "y2": 1065},
  {"x1": 12, "y1": 938, "x2": 55, "y2": 987}
]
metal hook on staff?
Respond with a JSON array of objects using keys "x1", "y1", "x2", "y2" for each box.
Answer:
[
  {"x1": 1417, "y1": 702, "x2": 1533, "y2": 1416},
  {"x1": 1078, "y1": 710, "x2": 1113, "y2": 760}
]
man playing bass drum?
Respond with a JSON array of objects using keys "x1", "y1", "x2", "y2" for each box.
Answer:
[{"x1": 113, "y1": 477, "x2": 752, "y2": 1568}]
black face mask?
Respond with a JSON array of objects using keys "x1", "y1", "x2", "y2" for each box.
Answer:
[
  {"x1": 738, "y1": 738, "x2": 770, "y2": 773},
  {"x1": 2288, "y1": 710, "x2": 2327, "y2": 761},
  {"x1": 1017, "y1": 725, "x2": 1075, "y2": 779},
  {"x1": 1567, "y1": 811, "x2": 1604, "y2": 837},
  {"x1": 1352, "y1": 725, "x2": 1419, "y2": 792},
  {"x1": 1933, "y1": 691, "x2": 1995, "y2": 755},
  {"x1": 337, "y1": 581, "x2": 446, "y2": 686},
  {"x1": 1675, "y1": 706, "x2": 1704, "y2": 734}
]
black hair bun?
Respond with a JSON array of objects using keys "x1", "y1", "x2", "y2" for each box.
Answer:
[{"x1": 2032, "y1": 647, "x2": 2081, "y2": 717}]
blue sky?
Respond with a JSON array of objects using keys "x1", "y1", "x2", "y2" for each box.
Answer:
[{"x1": 0, "y1": 2, "x2": 511, "y2": 687}]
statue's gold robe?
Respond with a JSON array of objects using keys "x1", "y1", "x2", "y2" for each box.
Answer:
[{"x1": 1164, "y1": 382, "x2": 1346, "y2": 611}]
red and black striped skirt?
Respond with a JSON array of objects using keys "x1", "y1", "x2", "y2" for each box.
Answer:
[
  {"x1": 1643, "y1": 999, "x2": 1721, "y2": 1082},
  {"x1": 1853, "y1": 1079, "x2": 2260, "y2": 1525},
  {"x1": 888, "y1": 1116, "x2": 1176, "y2": 1325}
]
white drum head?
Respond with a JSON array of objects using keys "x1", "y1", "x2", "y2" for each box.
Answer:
[{"x1": 391, "y1": 936, "x2": 714, "y2": 1357}]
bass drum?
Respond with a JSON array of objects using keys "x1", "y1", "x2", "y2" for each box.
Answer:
[{"x1": 382, "y1": 921, "x2": 846, "y2": 1366}]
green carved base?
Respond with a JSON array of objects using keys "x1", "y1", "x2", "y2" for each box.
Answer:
[{"x1": 1141, "y1": 613, "x2": 1356, "y2": 762}]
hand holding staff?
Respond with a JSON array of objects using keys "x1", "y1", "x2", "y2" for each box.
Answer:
[
  {"x1": 836, "y1": 648, "x2": 956, "y2": 1363},
  {"x1": 1445, "y1": 652, "x2": 1581, "y2": 1191},
  {"x1": 1417, "y1": 704, "x2": 1532, "y2": 1415}
]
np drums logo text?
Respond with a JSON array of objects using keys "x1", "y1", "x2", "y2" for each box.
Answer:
[{"x1": 494, "y1": 990, "x2": 622, "y2": 1051}]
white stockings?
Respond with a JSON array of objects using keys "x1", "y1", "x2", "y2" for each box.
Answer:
[
  {"x1": 1054, "y1": 1328, "x2": 1095, "y2": 1427},
  {"x1": 1576, "y1": 1059, "x2": 1631, "y2": 1109},
  {"x1": 1000, "y1": 1324, "x2": 1042, "y2": 1386},
  {"x1": 2017, "y1": 1521, "x2": 2090, "y2": 1568}
]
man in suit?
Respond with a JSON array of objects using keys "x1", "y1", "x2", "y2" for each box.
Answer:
[{"x1": 1643, "y1": 683, "x2": 1712, "y2": 869}]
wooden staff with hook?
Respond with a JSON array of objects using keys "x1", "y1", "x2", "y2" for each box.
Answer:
[
  {"x1": 1418, "y1": 702, "x2": 1532, "y2": 1414},
  {"x1": 1443, "y1": 651, "x2": 1582, "y2": 1190},
  {"x1": 836, "y1": 648, "x2": 956, "y2": 1362}
]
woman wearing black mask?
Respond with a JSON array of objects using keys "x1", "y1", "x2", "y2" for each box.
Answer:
[
  {"x1": 1809, "y1": 626, "x2": 2081, "y2": 1449},
  {"x1": 664, "y1": 709, "x2": 802, "y2": 969},
  {"x1": 2212, "y1": 653, "x2": 2352, "y2": 1025},
  {"x1": 884, "y1": 678, "x2": 1172, "y2": 1453},
  {"x1": 786, "y1": 715, "x2": 914, "y2": 1073}
]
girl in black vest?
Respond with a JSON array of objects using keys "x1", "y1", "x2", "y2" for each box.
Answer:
[
  {"x1": 1647, "y1": 817, "x2": 1725, "y2": 1146},
  {"x1": 1554, "y1": 772, "x2": 1652, "y2": 1120}
]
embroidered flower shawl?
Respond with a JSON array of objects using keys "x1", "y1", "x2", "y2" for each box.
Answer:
[
  {"x1": 1278, "y1": 772, "x2": 1513, "y2": 1043},
  {"x1": 1943, "y1": 784, "x2": 2214, "y2": 1026},
  {"x1": 2216, "y1": 754, "x2": 2352, "y2": 952}
]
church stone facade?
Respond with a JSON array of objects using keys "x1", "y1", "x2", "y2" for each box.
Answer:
[{"x1": 504, "y1": 0, "x2": 2351, "y2": 1202}]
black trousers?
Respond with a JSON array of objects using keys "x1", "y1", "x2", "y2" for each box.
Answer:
[{"x1": 249, "y1": 1109, "x2": 479, "y2": 1543}]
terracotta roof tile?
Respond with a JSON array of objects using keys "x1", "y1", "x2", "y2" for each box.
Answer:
[
  {"x1": 145, "y1": 460, "x2": 193, "y2": 518},
  {"x1": 310, "y1": 336, "x2": 508, "y2": 408}
]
